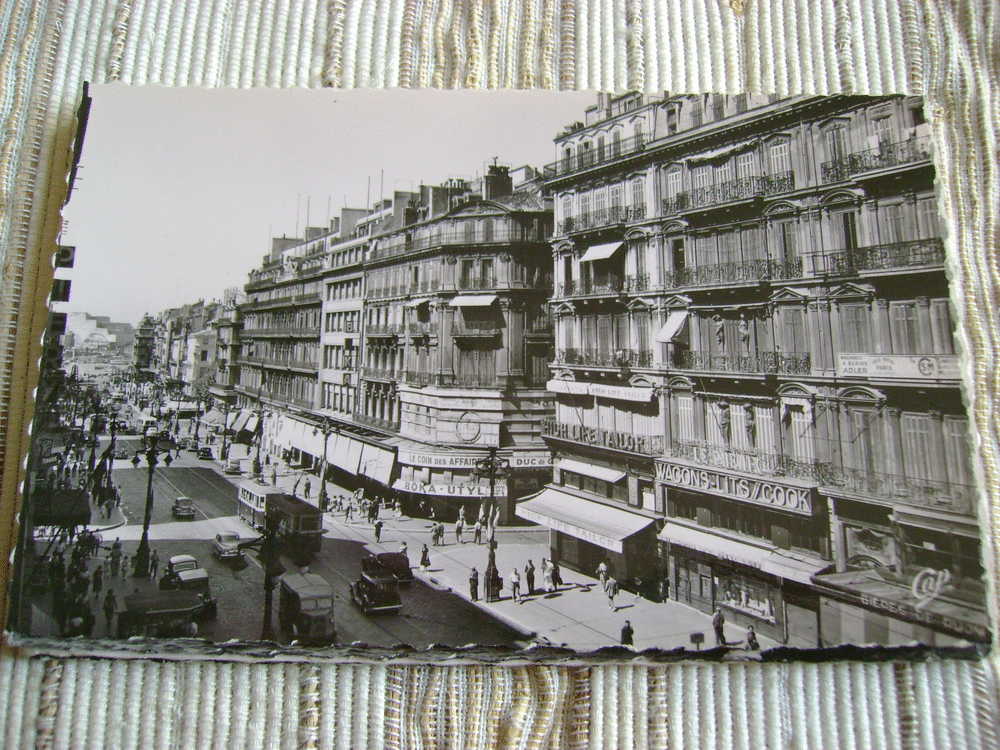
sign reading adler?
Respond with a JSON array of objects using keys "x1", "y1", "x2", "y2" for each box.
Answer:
[{"x1": 656, "y1": 460, "x2": 814, "y2": 515}]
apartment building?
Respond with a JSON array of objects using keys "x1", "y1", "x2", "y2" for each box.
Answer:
[{"x1": 525, "y1": 92, "x2": 982, "y2": 647}]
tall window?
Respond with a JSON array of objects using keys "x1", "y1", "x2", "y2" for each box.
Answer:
[
  {"x1": 633, "y1": 310, "x2": 650, "y2": 352},
  {"x1": 787, "y1": 407, "x2": 814, "y2": 463},
  {"x1": 611, "y1": 130, "x2": 621, "y2": 157},
  {"x1": 716, "y1": 159, "x2": 735, "y2": 185},
  {"x1": 736, "y1": 152, "x2": 755, "y2": 180},
  {"x1": 693, "y1": 166, "x2": 713, "y2": 190},
  {"x1": 783, "y1": 307, "x2": 806, "y2": 352},
  {"x1": 930, "y1": 299, "x2": 954, "y2": 354},
  {"x1": 580, "y1": 193, "x2": 591, "y2": 220},
  {"x1": 634, "y1": 123, "x2": 645, "y2": 145},
  {"x1": 596, "y1": 135, "x2": 606, "y2": 161},
  {"x1": 666, "y1": 169, "x2": 682, "y2": 200},
  {"x1": 631, "y1": 178, "x2": 645, "y2": 212},
  {"x1": 826, "y1": 124, "x2": 848, "y2": 161},
  {"x1": 479, "y1": 258, "x2": 494, "y2": 287},
  {"x1": 690, "y1": 98, "x2": 703, "y2": 128},
  {"x1": 610, "y1": 185, "x2": 623, "y2": 209},
  {"x1": 482, "y1": 219, "x2": 494, "y2": 242},
  {"x1": 883, "y1": 203, "x2": 905, "y2": 244},
  {"x1": 889, "y1": 301, "x2": 919, "y2": 353},
  {"x1": 561, "y1": 196, "x2": 572, "y2": 225},
  {"x1": 917, "y1": 197, "x2": 940, "y2": 237},
  {"x1": 840, "y1": 303, "x2": 871, "y2": 352},
  {"x1": 832, "y1": 210, "x2": 859, "y2": 249},
  {"x1": 901, "y1": 413, "x2": 934, "y2": 481},
  {"x1": 666, "y1": 108, "x2": 678, "y2": 134},
  {"x1": 848, "y1": 408, "x2": 882, "y2": 475},
  {"x1": 633, "y1": 238, "x2": 647, "y2": 279},
  {"x1": 769, "y1": 141, "x2": 790, "y2": 174},
  {"x1": 676, "y1": 394, "x2": 695, "y2": 442},
  {"x1": 776, "y1": 220, "x2": 798, "y2": 264},
  {"x1": 872, "y1": 116, "x2": 893, "y2": 147},
  {"x1": 943, "y1": 416, "x2": 972, "y2": 487}
]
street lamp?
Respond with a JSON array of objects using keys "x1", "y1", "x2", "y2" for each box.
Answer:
[
  {"x1": 252, "y1": 374, "x2": 268, "y2": 478},
  {"x1": 130, "y1": 433, "x2": 174, "y2": 577},
  {"x1": 472, "y1": 446, "x2": 509, "y2": 602},
  {"x1": 312, "y1": 417, "x2": 337, "y2": 511}
]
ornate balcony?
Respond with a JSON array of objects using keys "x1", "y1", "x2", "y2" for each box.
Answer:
[
  {"x1": 667, "y1": 258, "x2": 804, "y2": 287},
  {"x1": 452, "y1": 322, "x2": 501, "y2": 338},
  {"x1": 825, "y1": 238, "x2": 944, "y2": 275},
  {"x1": 407, "y1": 322, "x2": 432, "y2": 336},
  {"x1": 365, "y1": 323, "x2": 403, "y2": 337},
  {"x1": 369, "y1": 228, "x2": 548, "y2": 262},
  {"x1": 353, "y1": 412, "x2": 400, "y2": 432},
  {"x1": 403, "y1": 370, "x2": 433, "y2": 387},
  {"x1": 543, "y1": 132, "x2": 648, "y2": 180},
  {"x1": 663, "y1": 172, "x2": 795, "y2": 215},
  {"x1": 542, "y1": 417, "x2": 664, "y2": 456},
  {"x1": 240, "y1": 325, "x2": 321, "y2": 338},
  {"x1": 406, "y1": 279, "x2": 441, "y2": 294},
  {"x1": 673, "y1": 350, "x2": 811, "y2": 375},
  {"x1": 667, "y1": 440, "x2": 829, "y2": 483},
  {"x1": 557, "y1": 276, "x2": 624, "y2": 298},
  {"x1": 821, "y1": 135, "x2": 931, "y2": 183},
  {"x1": 820, "y1": 466, "x2": 974, "y2": 515},
  {"x1": 557, "y1": 205, "x2": 647, "y2": 235},
  {"x1": 555, "y1": 348, "x2": 654, "y2": 369},
  {"x1": 361, "y1": 366, "x2": 398, "y2": 381},
  {"x1": 241, "y1": 355, "x2": 318, "y2": 371}
]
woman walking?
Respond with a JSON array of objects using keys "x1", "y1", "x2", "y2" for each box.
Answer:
[{"x1": 420, "y1": 544, "x2": 431, "y2": 570}]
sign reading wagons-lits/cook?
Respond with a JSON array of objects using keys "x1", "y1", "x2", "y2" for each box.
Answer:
[{"x1": 655, "y1": 460, "x2": 814, "y2": 515}]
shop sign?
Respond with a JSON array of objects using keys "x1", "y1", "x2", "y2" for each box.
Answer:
[
  {"x1": 509, "y1": 452, "x2": 553, "y2": 468},
  {"x1": 857, "y1": 592, "x2": 989, "y2": 641},
  {"x1": 655, "y1": 460, "x2": 814, "y2": 515},
  {"x1": 397, "y1": 451, "x2": 483, "y2": 469},
  {"x1": 587, "y1": 383, "x2": 656, "y2": 403},
  {"x1": 837, "y1": 354, "x2": 959, "y2": 380},
  {"x1": 392, "y1": 479, "x2": 507, "y2": 497},
  {"x1": 544, "y1": 420, "x2": 663, "y2": 455},
  {"x1": 516, "y1": 509, "x2": 622, "y2": 553}
]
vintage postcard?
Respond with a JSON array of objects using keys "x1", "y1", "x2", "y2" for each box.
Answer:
[{"x1": 7, "y1": 85, "x2": 989, "y2": 655}]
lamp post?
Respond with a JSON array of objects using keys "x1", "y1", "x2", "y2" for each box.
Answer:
[
  {"x1": 130, "y1": 433, "x2": 174, "y2": 577},
  {"x1": 219, "y1": 399, "x2": 231, "y2": 460},
  {"x1": 252, "y1": 374, "x2": 267, "y2": 478},
  {"x1": 473, "y1": 446, "x2": 509, "y2": 602},
  {"x1": 312, "y1": 417, "x2": 336, "y2": 511}
]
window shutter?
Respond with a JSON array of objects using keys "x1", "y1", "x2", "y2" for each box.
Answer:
[
  {"x1": 943, "y1": 416, "x2": 971, "y2": 487},
  {"x1": 901, "y1": 413, "x2": 933, "y2": 481},
  {"x1": 930, "y1": 299, "x2": 954, "y2": 354}
]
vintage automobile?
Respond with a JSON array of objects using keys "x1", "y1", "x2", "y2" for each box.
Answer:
[
  {"x1": 197, "y1": 446, "x2": 214, "y2": 460},
  {"x1": 278, "y1": 572, "x2": 336, "y2": 645},
  {"x1": 176, "y1": 437, "x2": 193, "y2": 450},
  {"x1": 223, "y1": 458, "x2": 243, "y2": 475},
  {"x1": 116, "y1": 590, "x2": 205, "y2": 638},
  {"x1": 171, "y1": 496, "x2": 196, "y2": 520},
  {"x1": 212, "y1": 531, "x2": 242, "y2": 560},
  {"x1": 361, "y1": 551, "x2": 414, "y2": 585},
  {"x1": 158, "y1": 554, "x2": 201, "y2": 589},
  {"x1": 349, "y1": 571, "x2": 403, "y2": 615}
]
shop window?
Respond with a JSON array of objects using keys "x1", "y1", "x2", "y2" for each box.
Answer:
[{"x1": 717, "y1": 572, "x2": 777, "y2": 622}]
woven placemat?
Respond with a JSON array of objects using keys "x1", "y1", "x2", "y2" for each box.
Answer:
[{"x1": 0, "y1": 1, "x2": 997, "y2": 747}]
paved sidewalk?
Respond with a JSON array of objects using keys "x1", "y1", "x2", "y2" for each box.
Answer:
[{"x1": 256, "y1": 461, "x2": 775, "y2": 652}]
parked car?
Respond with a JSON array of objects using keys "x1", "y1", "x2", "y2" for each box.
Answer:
[
  {"x1": 212, "y1": 531, "x2": 242, "y2": 560},
  {"x1": 349, "y1": 572, "x2": 402, "y2": 615},
  {"x1": 171, "y1": 496, "x2": 196, "y2": 520},
  {"x1": 158, "y1": 554, "x2": 202, "y2": 590},
  {"x1": 361, "y1": 552, "x2": 414, "y2": 585},
  {"x1": 197, "y1": 446, "x2": 213, "y2": 460}
]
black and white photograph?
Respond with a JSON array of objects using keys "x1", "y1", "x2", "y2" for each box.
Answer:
[{"x1": 8, "y1": 85, "x2": 989, "y2": 654}]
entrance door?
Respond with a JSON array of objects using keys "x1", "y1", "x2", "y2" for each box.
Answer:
[{"x1": 785, "y1": 599, "x2": 820, "y2": 648}]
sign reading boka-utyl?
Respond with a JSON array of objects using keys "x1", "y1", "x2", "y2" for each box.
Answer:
[
  {"x1": 655, "y1": 460, "x2": 814, "y2": 515},
  {"x1": 837, "y1": 354, "x2": 959, "y2": 380}
]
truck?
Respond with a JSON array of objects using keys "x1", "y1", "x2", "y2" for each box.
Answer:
[{"x1": 277, "y1": 572, "x2": 335, "y2": 645}]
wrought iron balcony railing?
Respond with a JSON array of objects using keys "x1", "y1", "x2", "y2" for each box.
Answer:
[
  {"x1": 352, "y1": 412, "x2": 400, "y2": 432},
  {"x1": 241, "y1": 355, "x2": 318, "y2": 371},
  {"x1": 407, "y1": 322, "x2": 432, "y2": 336},
  {"x1": 365, "y1": 323, "x2": 403, "y2": 336},
  {"x1": 543, "y1": 132, "x2": 648, "y2": 180},
  {"x1": 821, "y1": 135, "x2": 931, "y2": 183},
  {"x1": 662, "y1": 172, "x2": 795, "y2": 215},
  {"x1": 241, "y1": 325, "x2": 321, "y2": 337},
  {"x1": 555, "y1": 348, "x2": 655, "y2": 368},
  {"x1": 452, "y1": 322, "x2": 502, "y2": 338},
  {"x1": 556, "y1": 276, "x2": 624, "y2": 298},
  {"x1": 361, "y1": 366, "x2": 398, "y2": 380},
  {"x1": 403, "y1": 370, "x2": 433, "y2": 387},
  {"x1": 666, "y1": 258, "x2": 804, "y2": 287},
  {"x1": 370, "y1": 228, "x2": 549, "y2": 261},
  {"x1": 240, "y1": 291, "x2": 322, "y2": 311},
  {"x1": 556, "y1": 205, "x2": 648, "y2": 234},
  {"x1": 673, "y1": 350, "x2": 811, "y2": 375},
  {"x1": 542, "y1": 417, "x2": 664, "y2": 456},
  {"x1": 824, "y1": 238, "x2": 944, "y2": 275},
  {"x1": 667, "y1": 440, "x2": 829, "y2": 483},
  {"x1": 820, "y1": 466, "x2": 974, "y2": 515}
]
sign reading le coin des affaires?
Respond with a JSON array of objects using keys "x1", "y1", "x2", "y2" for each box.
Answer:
[{"x1": 655, "y1": 460, "x2": 814, "y2": 515}]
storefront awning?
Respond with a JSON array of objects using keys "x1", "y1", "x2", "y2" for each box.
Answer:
[
  {"x1": 201, "y1": 409, "x2": 225, "y2": 426},
  {"x1": 546, "y1": 378, "x2": 590, "y2": 395},
  {"x1": 231, "y1": 410, "x2": 251, "y2": 433},
  {"x1": 243, "y1": 414, "x2": 259, "y2": 434},
  {"x1": 655, "y1": 311, "x2": 689, "y2": 343},
  {"x1": 449, "y1": 294, "x2": 497, "y2": 307},
  {"x1": 515, "y1": 488, "x2": 654, "y2": 554},
  {"x1": 405, "y1": 297, "x2": 431, "y2": 308},
  {"x1": 558, "y1": 458, "x2": 626, "y2": 483},
  {"x1": 658, "y1": 522, "x2": 826, "y2": 584},
  {"x1": 226, "y1": 410, "x2": 242, "y2": 430},
  {"x1": 359, "y1": 443, "x2": 396, "y2": 485},
  {"x1": 330, "y1": 433, "x2": 364, "y2": 473},
  {"x1": 580, "y1": 241, "x2": 624, "y2": 263}
]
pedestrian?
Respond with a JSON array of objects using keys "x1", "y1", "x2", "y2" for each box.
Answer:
[
  {"x1": 473, "y1": 520, "x2": 483, "y2": 545},
  {"x1": 103, "y1": 589, "x2": 117, "y2": 632},
  {"x1": 91, "y1": 565, "x2": 103, "y2": 599},
  {"x1": 149, "y1": 549, "x2": 159, "y2": 580},
  {"x1": 509, "y1": 567, "x2": 522, "y2": 602},
  {"x1": 712, "y1": 608, "x2": 726, "y2": 646},
  {"x1": 374, "y1": 519, "x2": 384, "y2": 543},
  {"x1": 345, "y1": 502, "x2": 353, "y2": 522},
  {"x1": 621, "y1": 619, "x2": 634, "y2": 646},
  {"x1": 271, "y1": 468, "x2": 277, "y2": 486},
  {"x1": 606, "y1": 575, "x2": 618, "y2": 611},
  {"x1": 597, "y1": 559, "x2": 609, "y2": 589},
  {"x1": 438, "y1": 522, "x2": 446, "y2": 545},
  {"x1": 420, "y1": 544, "x2": 431, "y2": 570},
  {"x1": 525, "y1": 560, "x2": 535, "y2": 596},
  {"x1": 399, "y1": 541, "x2": 409, "y2": 562},
  {"x1": 121, "y1": 554, "x2": 130, "y2": 578},
  {"x1": 304, "y1": 479, "x2": 311, "y2": 498},
  {"x1": 430, "y1": 524, "x2": 439, "y2": 547},
  {"x1": 541, "y1": 558, "x2": 554, "y2": 592},
  {"x1": 455, "y1": 518, "x2": 464, "y2": 544},
  {"x1": 746, "y1": 625, "x2": 760, "y2": 651},
  {"x1": 551, "y1": 560, "x2": 563, "y2": 588},
  {"x1": 469, "y1": 567, "x2": 479, "y2": 602}
]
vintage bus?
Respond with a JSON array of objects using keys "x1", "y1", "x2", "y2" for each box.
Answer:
[{"x1": 236, "y1": 480, "x2": 324, "y2": 564}]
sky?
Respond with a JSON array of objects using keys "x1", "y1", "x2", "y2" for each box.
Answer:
[{"x1": 63, "y1": 85, "x2": 595, "y2": 325}]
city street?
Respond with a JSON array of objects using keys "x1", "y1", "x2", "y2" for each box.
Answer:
[{"x1": 57, "y1": 436, "x2": 526, "y2": 648}]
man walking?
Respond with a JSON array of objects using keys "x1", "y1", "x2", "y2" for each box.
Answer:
[
  {"x1": 597, "y1": 559, "x2": 609, "y2": 589},
  {"x1": 509, "y1": 567, "x2": 522, "y2": 603},
  {"x1": 524, "y1": 560, "x2": 535, "y2": 596},
  {"x1": 374, "y1": 519, "x2": 384, "y2": 544},
  {"x1": 149, "y1": 549, "x2": 159, "y2": 580},
  {"x1": 103, "y1": 589, "x2": 117, "y2": 633},
  {"x1": 712, "y1": 608, "x2": 726, "y2": 646},
  {"x1": 469, "y1": 567, "x2": 479, "y2": 602},
  {"x1": 605, "y1": 575, "x2": 619, "y2": 611},
  {"x1": 303, "y1": 479, "x2": 311, "y2": 498},
  {"x1": 455, "y1": 518, "x2": 464, "y2": 544},
  {"x1": 620, "y1": 619, "x2": 634, "y2": 647},
  {"x1": 473, "y1": 520, "x2": 483, "y2": 545}
]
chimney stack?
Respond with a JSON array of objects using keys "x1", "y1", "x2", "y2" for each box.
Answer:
[{"x1": 484, "y1": 163, "x2": 513, "y2": 200}]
